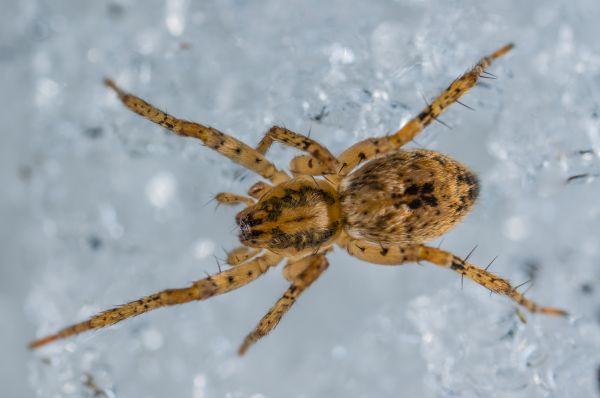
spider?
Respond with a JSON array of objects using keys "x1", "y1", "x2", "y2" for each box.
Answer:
[{"x1": 30, "y1": 43, "x2": 567, "y2": 355}]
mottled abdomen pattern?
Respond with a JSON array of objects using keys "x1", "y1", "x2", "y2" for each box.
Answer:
[{"x1": 339, "y1": 149, "x2": 479, "y2": 245}]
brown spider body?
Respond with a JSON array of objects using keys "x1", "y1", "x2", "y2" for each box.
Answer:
[
  {"x1": 30, "y1": 44, "x2": 567, "y2": 355},
  {"x1": 239, "y1": 149, "x2": 478, "y2": 256},
  {"x1": 236, "y1": 176, "x2": 342, "y2": 258},
  {"x1": 340, "y1": 149, "x2": 479, "y2": 246}
]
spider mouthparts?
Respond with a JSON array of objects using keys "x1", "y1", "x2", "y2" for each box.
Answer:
[
  {"x1": 235, "y1": 210, "x2": 244, "y2": 226},
  {"x1": 238, "y1": 223, "x2": 250, "y2": 238},
  {"x1": 235, "y1": 210, "x2": 254, "y2": 244}
]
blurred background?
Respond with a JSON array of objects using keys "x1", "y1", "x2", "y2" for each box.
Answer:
[{"x1": 2, "y1": 0, "x2": 599, "y2": 397}]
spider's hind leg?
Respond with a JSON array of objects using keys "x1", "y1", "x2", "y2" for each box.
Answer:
[
  {"x1": 342, "y1": 239, "x2": 567, "y2": 316},
  {"x1": 416, "y1": 246, "x2": 567, "y2": 316}
]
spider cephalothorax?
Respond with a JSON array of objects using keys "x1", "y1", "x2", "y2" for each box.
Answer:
[
  {"x1": 30, "y1": 44, "x2": 566, "y2": 355},
  {"x1": 236, "y1": 176, "x2": 342, "y2": 257}
]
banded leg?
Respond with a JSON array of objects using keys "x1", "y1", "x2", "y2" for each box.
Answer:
[
  {"x1": 282, "y1": 256, "x2": 315, "y2": 282},
  {"x1": 30, "y1": 252, "x2": 282, "y2": 349},
  {"x1": 281, "y1": 248, "x2": 331, "y2": 281},
  {"x1": 238, "y1": 253, "x2": 329, "y2": 355},
  {"x1": 247, "y1": 181, "x2": 272, "y2": 199},
  {"x1": 256, "y1": 126, "x2": 339, "y2": 175},
  {"x1": 226, "y1": 246, "x2": 260, "y2": 266},
  {"x1": 344, "y1": 238, "x2": 417, "y2": 265},
  {"x1": 104, "y1": 79, "x2": 289, "y2": 184},
  {"x1": 291, "y1": 44, "x2": 513, "y2": 177},
  {"x1": 343, "y1": 239, "x2": 566, "y2": 316},
  {"x1": 215, "y1": 192, "x2": 255, "y2": 206},
  {"x1": 288, "y1": 154, "x2": 339, "y2": 178}
]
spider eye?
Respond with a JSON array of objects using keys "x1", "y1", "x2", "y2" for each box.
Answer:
[{"x1": 235, "y1": 207, "x2": 268, "y2": 248}]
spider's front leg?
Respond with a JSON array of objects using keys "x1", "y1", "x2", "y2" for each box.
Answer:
[
  {"x1": 29, "y1": 252, "x2": 282, "y2": 349},
  {"x1": 238, "y1": 253, "x2": 329, "y2": 355},
  {"x1": 104, "y1": 79, "x2": 289, "y2": 184},
  {"x1": 342, "y1": 238, "x2": 567, "y2": 316},
  {"x1": 292, "y1": 44, "x2": 514, "y2": 177}
]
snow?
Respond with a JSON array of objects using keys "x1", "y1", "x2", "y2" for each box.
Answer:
[{"x1": 2, "y1": 0, "x2": 599, "y2": 397}]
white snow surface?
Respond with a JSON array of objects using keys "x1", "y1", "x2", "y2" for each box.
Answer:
[{"x1": 2, "y1": 0, "x2": 600, "y2": 397}]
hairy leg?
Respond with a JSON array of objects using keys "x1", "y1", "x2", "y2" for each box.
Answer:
[
  {"x1": 104, "y1": 79, "x2": 289, "y2": 184},
  {"x1": 226, "y1": 246, "x2": 260, "y2": 266},
  {"x1": 327, "y1": 44, "x2": 514, "y2": 176},
  {"x1": 30, "y1": 252, "x2": 282, "y2": 349},
  {"x1": 288, "y1": 154, "x2": 339, "y2": 178},
  {"x1": 238, "y1": 253, "x2": 329, "y2": 355},
  {"x1": 215, "y1": 192, "x2": 255, "y2": 206},
  {"x1": 342, "y1": 238, "x2": 566, "y2": 316},
  {"x1": 256, "y1": 126, "x2": 339, "y2": 175},
  {"x1": 282, "y1": 256, "x2": 314, "y2": 282},
  {"x1": 247, "y1": 181, "x2": 272, "y2": 199}
]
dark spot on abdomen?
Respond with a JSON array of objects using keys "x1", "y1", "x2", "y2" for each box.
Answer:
[
  {"x1": 421, "y1": 182, "x2": 434, "y2": 194},
  {"x1": 405, "y1": 184, "x2": 419, "y2": 195},
  {"x1": 422, "y1": 195, "x2": 438, "y2": 207},
  {"x1": 408, "y1": 199, "x2": 422, "y2": 209}
]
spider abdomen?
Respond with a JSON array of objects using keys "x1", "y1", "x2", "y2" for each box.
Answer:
[{"x1": 339, "y1": 149, "x2": 479, "y2": 245}]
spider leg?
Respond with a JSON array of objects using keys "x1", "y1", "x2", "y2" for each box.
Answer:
[
  {"x1": 247, "y1": 181, "x2": 272, "y2": 199},
  {"x1": 29, "y1": 252, "x2": 282, "y2": 349},
  {"x1": 281, "y1": 246, "x2": 332, "y2": 281},
  {"x1": 226, "y1": 246, "x2": 260, "y2": 266},
  {"x1": 255, "y1": 126, "x2": 339, "y2": 175},
  {"x1": 238, "y1": 253, "x2": 329, "y2": 355},
  {"x1": 282, "y1": 256, "x2": 314, "y2": 282},
  {"x1": 215, "y1": 192, "x2": 255, "y2": 206},
  {"x1": 104, "y1": 79, "x2": 289, "y2": 184},
  {"x1": 343, "y1": 238, "x2": 415, "y2": 265},
  {"x1": 332, "y1": 44, "x2": 514, "y2": 176},
  {"x1": 342, "y1": 238, "x2": 567, "y2": 316},
  {"x1": 288, "y1": 154, "x2": 338, "y2": 178}
]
